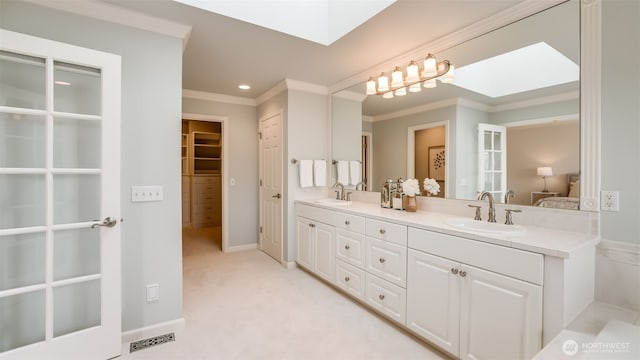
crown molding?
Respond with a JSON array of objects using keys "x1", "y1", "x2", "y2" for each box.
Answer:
[
  {"x1": 333, "y1": 90, "x2": 367, "y2": 102},
  {"x1": 489, "y1": 91, "x2": 579, "y2": 113},
  {"x1": 329, "y1": 0, "x2": 566, "y2": 93},
  {"x1": 24, "y1": 0, "x2": 192, "y2": 51},
  {"x1": 256, "y1": 78, "x2": 329, "y2": 105},
  {"x1": 503, "y1": 113, "x2": 579, "y2": 128},
  {"x1": 362, "y1": 116, "x2": 374, "y2": 123},
  {"x1": 182, "y1": 89, "x2": 256, "y2": 106},
  {"x1": 372, "y1": 98, "x2": 458, "y2": 122}
]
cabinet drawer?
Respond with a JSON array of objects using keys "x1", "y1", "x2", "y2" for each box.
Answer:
[
  {"x1": 366, "y1": 218, "x2": 407, "y2": 246},
  {"x1": 366, "y1": 237, "x2": 407, "y2": 288},
  {"x1": 336, "y1": 260, "x2": 365, "y2": 301},
  {"x1": 334, "y1": 212, "x2": 365, "y2": 234},
  {"x1": 296, "y1": 203, "x2": 334, "y2": 225},
  {"x1": 192, "y1": 176, "x2": 219, "y2": 184},
  {"x1": 336, "y1": 229, "x2": 366, "y2": 269},
  {"x1": 365, "y1": 273, "x2": 406, "y2": 325},
  {"x1": 408, "y1": 228, "x2": 543, "y2": 285}
]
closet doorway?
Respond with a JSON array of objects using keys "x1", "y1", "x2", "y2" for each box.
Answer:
[{"x1": 181, "y1": 115, "x2": 226, "y2": 252}]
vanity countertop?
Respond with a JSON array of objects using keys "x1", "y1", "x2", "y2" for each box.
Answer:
[{"x1": 296, "y1": 200, "x2": 600, "y2": 259}]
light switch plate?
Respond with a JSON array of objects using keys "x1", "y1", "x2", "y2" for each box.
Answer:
[
  {"x1": 601, "y1": 190, "x2": 619, "y2": 211},
  {"x1": 146, "y1": 284, "x2": 159, "y2": 302},
  {"x1": 131, "y1": 186, "x2": 163, "y2": 202}
]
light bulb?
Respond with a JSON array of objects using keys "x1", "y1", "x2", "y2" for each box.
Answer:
[
  {"x1": 441, "y1": 64, "x2": 455, "y2": 83},
  {"x1": 395, "y1": 87, "x2": 407, "y2": 96},
  {"x1": 382, "y1": 91, "x2": 394, "y2": 99},
  {"x1": 409, "y1": 83, "x2": 422, "y2": 92},
  {"x1": 422, "y1": 54, "x2": 437, "y2": 77},
  {"x1": 406, "y1": 61, "x2": 420, "y2": 83},
  {"x1": 391, "y1": 67, "x2": 404, "y2": 88},
  {"x1": 366, "y1": 77, "x2": 377, "y2": 95},
  {"x1": 377, "y1": 73, "x2": 389, "y2": 92},
  {"x1": 423, "y1": 79, "x2": 437, "y2": 88}
]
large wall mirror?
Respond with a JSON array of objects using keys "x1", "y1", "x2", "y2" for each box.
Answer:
[{"x1": 332, "y1": 0, "x2": 583, "y2": 210}]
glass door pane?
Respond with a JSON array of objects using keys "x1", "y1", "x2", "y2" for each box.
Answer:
[
  {"x1": 53, "y1": 61, "x2": 101, "y2": 115},
  {"x1": 0, "y1": 174, "x2": 46, "y2": 229},
  {"x1": 0, "y1": 113, "x2": 46, "y2": 168},
  {"x1": 53, "y1": 117, "x2": 101, "y2": 168},
  {"x1": 53, "y1": 280, "x2": 101, "y2": 337},
  {"x1": 0, "y1": 291, "x2": 46, "y2": 352},
  {"x1": 0, "y1": 232, "x2": 46, "y2": 291},
  {"x1": 0, "y1": 50, "x2": 46, "y2": 110}
]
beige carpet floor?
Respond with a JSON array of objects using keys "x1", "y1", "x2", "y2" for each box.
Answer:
[{"x1": 122, "y1": 227, "x2": 448, "y2": 359}]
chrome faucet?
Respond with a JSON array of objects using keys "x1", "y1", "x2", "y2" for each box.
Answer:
[
  {"x1": 334, "y1": 182, "x2": 345, "y2": 200},
  {"x1": 504, "y1": 189, "x2": 515, "y2": 204},
  {"x1": 477, "y1": 191, "x2": 496, "y2": 223}
]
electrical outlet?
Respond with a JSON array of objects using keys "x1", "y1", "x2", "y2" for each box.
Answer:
[
  {"x1": 146, "y1": 284, "x2": 159, "y2": 302},
  {"x1": 131, "y1": 186, "x2": 163, "y2": 202},
  {"x1": 601, "y1": 191, "x2": 619, "y2": 211}
]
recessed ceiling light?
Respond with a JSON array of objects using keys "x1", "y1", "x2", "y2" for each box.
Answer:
[
  {"x1": 238, "y1": 84, "x2": 251, "y2": 90},
  {"x1": 55, "y1": 81, "x2": 71, "y2": 86}
]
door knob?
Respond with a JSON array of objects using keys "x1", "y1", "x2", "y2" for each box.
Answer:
[
  {"x1": 272, "y1": 193, "x2": 281, "y2": 199},
  {"x1": 92, "y1": 217, "x2": 117, "y2": 229}
]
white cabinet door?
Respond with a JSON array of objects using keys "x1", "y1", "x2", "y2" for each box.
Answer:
[
  {"x1": 459, "y1": 264, "x2": 542, "y2": 360},
  {"x1": 295, "y1": 217, "x2": 313, "y2": 270},
  {"x1": 407, "y1": 249, "x2": 461, "y2": 357},
  {"x1": 314, "y1": 222, "x2": 335, "y2": 283}
]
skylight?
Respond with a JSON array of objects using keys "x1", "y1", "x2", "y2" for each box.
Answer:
[
  {"x1": 452, "y1": 42, "x2": 579, "y2": 98},
  {"x1": 173, "y1": 0, "x2": 396, "y2": 46}
]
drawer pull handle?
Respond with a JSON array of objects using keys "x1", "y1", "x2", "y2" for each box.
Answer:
[
  {"x1": 344, "y1": 276, "x2": 350, "y2": 282},
  {"x1": 379, "y1": 229, "x2": 386, "y2": 235},
  {"x1": 451, "y1": 268, "x2": 459, "y2": 275},
  {"x1": 345, "y1": 220, "x2": 350, "y2": 225},
  {"x1": 379, "y1": 258, "x2": 386, "y2": 264},
  {"x1": 344, "y1": 245, "x2": 350, "y2": 250},
  {"x1": 309, "y1": 223, "x2": 316, "y2": 228},
  {"x1": 379, "y1": 294, "x2": 385, "y2": 300},
  {"x1": 459, "y1": 270, "x2": 467, "y2": 277}
]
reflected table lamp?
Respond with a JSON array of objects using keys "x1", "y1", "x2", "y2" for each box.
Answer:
[{"x1": 537, "y1": 167, "x2": 553, "y2": 192}]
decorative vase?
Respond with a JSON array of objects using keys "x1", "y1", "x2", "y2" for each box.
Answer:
[{"x1": 404, "y1": 195, "x2": 418, "y2": 212}]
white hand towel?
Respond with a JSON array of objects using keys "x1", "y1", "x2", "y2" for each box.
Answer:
[
  {"x1": 313, "y1": 160, "x2": 327, "y2": 187},
  {"x1": 349, "y1": 160, "x2": 361, "y2": 186},
  {"x1": 337, "y1": 161, "x2": 349, "y2": 185},
  {"x1": 299, "y1": 160, "x2": 313, "y2": 188}
]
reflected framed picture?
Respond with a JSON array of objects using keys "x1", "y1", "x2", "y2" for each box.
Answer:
[{"x1": 428, "y1": 146, "x2": 445, "y2": 181}]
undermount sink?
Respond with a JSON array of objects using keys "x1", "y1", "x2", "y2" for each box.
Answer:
[
  {"x1": 315, "y1": 198, "x2": 352, "y2": 206},
  {"x1": 445, "y1": 218, "x2": 526, "y2": 235}
]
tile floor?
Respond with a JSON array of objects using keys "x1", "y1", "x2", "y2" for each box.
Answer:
[{"x1": 122, "y1": 228, "x2": 448, "y2": 359}]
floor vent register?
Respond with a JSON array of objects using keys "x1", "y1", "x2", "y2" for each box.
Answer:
[{"x1": 129, "y1": 333, "x2": 175, "y2": 353}]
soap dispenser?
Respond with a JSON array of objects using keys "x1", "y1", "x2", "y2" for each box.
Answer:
[{"x1": 392, "y1": 178, "x2": 405, "y2": 210}]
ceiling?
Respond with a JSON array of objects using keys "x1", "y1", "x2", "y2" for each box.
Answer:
[{"x1": 102, "y1": 0, "x2": 524, "y2": 99}]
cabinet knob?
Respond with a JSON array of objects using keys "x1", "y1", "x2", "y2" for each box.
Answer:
[
  {"x1": 309, "y1": 223, "x2": 315, "y2": 228},
  {"x1": 459, "y1": 270, "x2": 467, "y2": 277},
  {"x1": 345, "y1": 220, "x2": 350, "y2": 225},
  {"x1": 451, "y1": 268, "x2": 459, "y2": 275},
  {"x1": 344, "y1": 244, "x2": 350, "y2": 250},
  {"x1": 379, "y1": 258, "x2": 386, "y2": 264},
  {"x1": 344, "y1": 276, "x2": 350, "y2": 282},
  {"x1": 379, "y1": 294, "x2": 385, "y2": 300},
  {"x1": 379, "y1": 229, "x2": 386, "y2": 235}
]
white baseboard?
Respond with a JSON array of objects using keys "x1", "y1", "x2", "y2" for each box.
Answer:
[
  {"x1": 121, "y1": 318, "x2": 186, "y2": 344},
  {"x1": 225, "y1": 243, "x2": 258, "y2": 253},
  {"x1": 282, "y1": 261, "x2": 297, "y2": 269}
]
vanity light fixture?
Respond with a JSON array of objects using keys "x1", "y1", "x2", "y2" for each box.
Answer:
[
  {"x1": 366, "y1": 53, "x2": 453, "y2": 98},
  {"x1": 537, "y1": 166, "x2": 553, "y2": 192}
]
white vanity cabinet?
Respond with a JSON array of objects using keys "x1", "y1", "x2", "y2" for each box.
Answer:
[
  {"x1": 407, "y1": 228, "x2": 543, "y2": 360},
  {"x1": 295, "y1": 204, "x2": 336, "y2": 283}
]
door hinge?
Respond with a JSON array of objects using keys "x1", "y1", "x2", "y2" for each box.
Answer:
[
  {"x1": 258, "y1": 132, "x2": 262, "y2": 139},
  {"x1": 259, "y1": 226, "x2": 263, "y2": 234},
  {"x1": 259, "y1": 179, "x2": 262, "y2": 186}
]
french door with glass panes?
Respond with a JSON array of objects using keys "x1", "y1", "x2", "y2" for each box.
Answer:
[
  {"x1": 477, "y1": 123, "x2": 507, "y2": 201},
  {"x1": 0, "y1": 30, "x2": 121, "y2": 359}
]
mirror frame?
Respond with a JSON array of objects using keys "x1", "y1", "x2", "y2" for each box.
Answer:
[{"x1": 328, "y1": 0, "x2": 602, "y2": 212}]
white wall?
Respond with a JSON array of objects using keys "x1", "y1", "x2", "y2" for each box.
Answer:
[
  {"x1": 182, "y1": 97, "x2": 259, "y2": 247},
  {"x1": 0, "y1": 1, "x2": 184, "y2": 332}
]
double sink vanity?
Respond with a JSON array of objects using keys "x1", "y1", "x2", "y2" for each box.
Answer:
[{"x1": 295, "y1": 197, "x2": 599, "y2": 360}]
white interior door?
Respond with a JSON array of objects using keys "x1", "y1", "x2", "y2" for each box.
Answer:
[
  {"x1": 0, "y1": 30, "x2": 121, "y2": 359},
  {"x1": 477, "y1": 123, "x2": 507, "y2": 201},
  {"x1": 259, "y1": 112, "x2": 282, "y2": 263}
]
